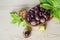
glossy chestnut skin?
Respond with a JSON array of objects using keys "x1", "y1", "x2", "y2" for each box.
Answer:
[
  {"x1": 23, "y1": 26, "x2": 32, "y2": 38},
  {"x1": 25, "y1": 4, "x2": 51, "y2": 26}
]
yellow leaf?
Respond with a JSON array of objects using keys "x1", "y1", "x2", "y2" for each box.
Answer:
[{"x1": 39, "y1": 25, "x2": 46, "y2": 31}]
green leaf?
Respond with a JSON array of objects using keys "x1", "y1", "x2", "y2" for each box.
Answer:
[
  {"x1": 39, "y1": 0, "x2": 47, "y2": 3},
  {"x1": 17, "y1": 16, "x2": 23, "y2": 25},
  {"x1": 10, "y1": 12, "x2": 18, "y2": 19},
  {"x1": 41, "y1": 3, "x2": 52, "y2": 9},
  {"x1": 46, "y1": 0, "x2": 53, "y2": 5},
  {"x1": 18, "y1": 20, "x2": 21, "y2": 26},
  {"x1": 11, "y1": 19, "x2": 17, "y2": 24},
  {"x1": 47, "y1": 0, "x2": 60, "y2": 8},
  {"x1": 10, "y1": 12, "x2": 23, "y2": 25},
  {"x1": 52, "y1": 8, "x2": 60, "y2": 20},
  {"x1": 52, "y1": 0, "x2": 60, "y2": 8},
  {"x1": 22, "y1": 20, "x2": 29, "y2": 28}
]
